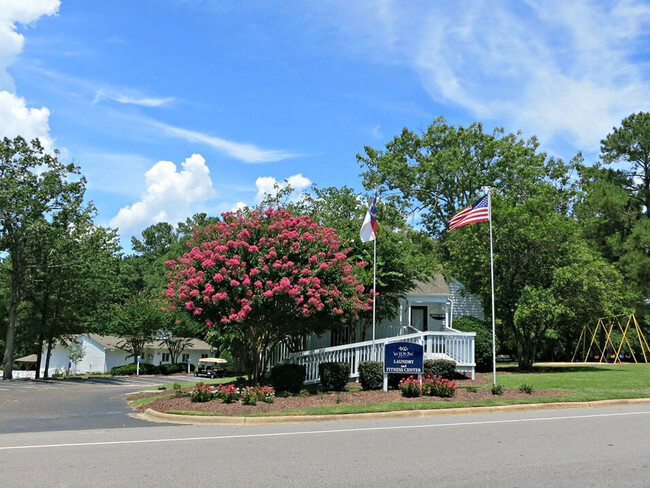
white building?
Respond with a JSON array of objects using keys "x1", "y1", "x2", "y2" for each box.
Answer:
[
  {"x1": 308, "y1": 275, "x2": 484, "y2": 349},
  {"x1": 40, "y1": 334, "x2": 214, "y2": 376}
]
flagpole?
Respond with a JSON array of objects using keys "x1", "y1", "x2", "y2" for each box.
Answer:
[
  {"x1": 488, "y1": 188, "x2": 497, "y2": 387},
  {"x1": 372, "y1": 233, "x2": 377, "y2": 360}
]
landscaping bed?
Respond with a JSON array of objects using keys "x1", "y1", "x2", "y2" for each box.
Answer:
[{"x1": 128, "y1": 373, "x2": 568, "y2": 417}]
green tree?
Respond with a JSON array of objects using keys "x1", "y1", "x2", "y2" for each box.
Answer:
[
  {"x1": 358, "y1": 116, "x2": 569, "y2": 236},
  {"x1": 108, "y1": 291, "x2": 165, "y2": 364},
  {"x1": 600, "y1": 112, "x2": 650, "y2": 218},
  {"x1": 359, "y1": 118, "x2": 625, "y2": 369},
  {"x1": 300, "y1": 186, "x2": 437, "y2": 341},
  {"x1": 1, "y1": 137, "x2": 86, "y2": 379}
]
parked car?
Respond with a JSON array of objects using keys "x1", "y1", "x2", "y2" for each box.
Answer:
[{"x1": 195, "y1": 357, "x2": 227, "y2": 378}]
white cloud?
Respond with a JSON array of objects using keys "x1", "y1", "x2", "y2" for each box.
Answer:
[
  {"x1": 0, "y1": 90, "x2": 53, "y2": 149},
  {"x1": 93, "y1": 89, "x2": 175, "y2": 107},
  {"x1": 155, "y1": 122, "x2": 302, "y2": 163},
  {"x1": 110, "y1": 154, "x2": 215, "y2": 234},
  {"x1": 0, "y1": 0, "x2": 59, "y2": 146},
  {"x1": 255, "y1": 173, "x2": 311, "y2": 202},
  {"x1": 327, "y1": 1, "x2": 650, "y2": 153},
  {"x1": 408, "y1": 1, "x2": 650, "y2": 151}
]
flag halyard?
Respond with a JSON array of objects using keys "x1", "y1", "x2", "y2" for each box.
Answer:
[{"x1": 449, "y1": 195, "x2": 489, "y2": 230}]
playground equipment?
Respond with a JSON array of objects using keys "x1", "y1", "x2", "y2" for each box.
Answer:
[{"x1": 571, "y1": 314, "x2": 650, "y2": 364}]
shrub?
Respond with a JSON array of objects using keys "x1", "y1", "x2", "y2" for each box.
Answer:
[
  {"x1": 491, "y1": 384, "x2": 503, "y2": 395},
  {"x1": 319, "y1": 362, "x2": 350, "y2": 391},
  {"x1": 241, "y1": 386, "x2": 258, "y2": 405},
  {"x1": 159, "y1": 362, "x2": 195, "y2": 375},
  {"x1": 398, "y1": 376, "x2": 422, "y2": 397},
  {"x1": 110, "y1": 363, "x2": 160, "y2": 376},
  {"x1": 452, "y1": 316, "x2": 495, "y2": 372},
  {"x1": 519, "y1": 384, "x2": 534, "y2": 394},
  {"x1": 298, "y1": 389, "x2": 310, "y2": 397},
  {"x1": 189, "y1": 383, "x2": 214, "y2": 402},
  {"x1": 422, "y1": 375, "x2": 457, "y2": 397},
  {"x1": 423, "y1": 359, "x2": 456, "y2": 381},
  {"x1": 359, "y1": 361, "x2": 383, "y2": 390},
  {"x1": 256, "y1": 385, "x2": 275, "y2": 404},
  {"x1": 270, "y1": 363, "x2": 306, "y2": 393},
  {"x1": 219, "y1": 384, "x2": 240, "y2": 403}
]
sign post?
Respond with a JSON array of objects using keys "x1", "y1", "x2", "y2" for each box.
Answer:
[
  {"x1": 187, "y1": 358, "x2": 191, "y2": 375},
  {"x1": 136, "y1": 355, "x2": 141, "y2": 376},
  {"x1": 383, "y1": 342, "x2": 424, "y2": 391}
]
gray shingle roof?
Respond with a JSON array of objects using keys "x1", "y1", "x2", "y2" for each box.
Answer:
[{"x1": 408, "y1": 274, "x2": 450, "y2": 295}]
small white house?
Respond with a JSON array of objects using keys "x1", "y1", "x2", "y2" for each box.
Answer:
[
  {"x1": 273, "y1": 274, "x2": 484, "y2": 382},
  {"x1": 40, "y1": 334, "x2": 214, "y2": 376},
  {"x1": 308, "y1": 274, "x2": 484, "y2": 349}
]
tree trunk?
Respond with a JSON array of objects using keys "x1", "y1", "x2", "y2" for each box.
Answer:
[
  {"x1": 2, "y1": 252, "x2": 20, "y2": 380},
  {"x1": 517, "y1": 339, "x2": 536, "y2": 370},
  {"x1": 35, "y1": 334, "x2": 44, "y2": 379},
  {"x1": 43, "y1": 335, "x2": 54, "y2": 379}
]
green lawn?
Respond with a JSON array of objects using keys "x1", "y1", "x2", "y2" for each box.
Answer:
[{"x1": 141, "y1": 363, "x2": 650, "y2": 418}]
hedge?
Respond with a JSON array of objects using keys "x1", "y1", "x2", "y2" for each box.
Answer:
[
  {"x1": 359, "y1": 361, "x2": 383, "y2": 390},
  {"x1": 319, "y1": 362, "x2": 350, "y2": 391},
  {"x1": 110, "y1": 363, "x2": 160, "y2": 376},
  {"x1": 270, "y1": 363, "x2": 306, "y2": 393}
]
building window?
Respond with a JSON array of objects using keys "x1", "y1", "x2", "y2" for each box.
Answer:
[
  {"x1": 181, "y1": 353, "x2": 190, "y2": 363},
  {"x1": 161, "y1": 353, "x2": 170, "y2": 363},
  {"x1": 200, "y1": 353, "x2": 208, "y2": 359}
]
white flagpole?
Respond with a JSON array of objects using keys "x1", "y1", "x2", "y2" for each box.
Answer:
[
  {"x1": 372, "y1": 234, "x2": 377, "y2": 360},
  {"x1": 488, "y1": 188, "x2": 497, "y2": 386}
]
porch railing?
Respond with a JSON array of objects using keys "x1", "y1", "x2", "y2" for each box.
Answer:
[{"x1": 270, "y1": 330, "x2": 476, "y2": 383}]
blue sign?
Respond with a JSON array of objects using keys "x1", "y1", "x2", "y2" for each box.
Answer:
[
  {"x1": 137, "y1": 355, "x2": 141, "y2": 363},
  {"x1": 384, "y1": 342, "x2": 423, "y2": 374}
]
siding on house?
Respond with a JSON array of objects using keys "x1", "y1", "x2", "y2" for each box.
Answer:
[{"x1": 448, "y1": 280, "x2": 485, "y2": 322}]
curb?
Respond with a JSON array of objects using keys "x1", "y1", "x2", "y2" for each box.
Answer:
[{"x1": 139, "y1": 398, "x2": 650, "y2": 425}]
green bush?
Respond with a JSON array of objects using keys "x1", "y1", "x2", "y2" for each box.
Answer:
[
  {"x1": 491, "y1": 384, "x2": 503, "y2": 395},
  {"x1": 519, "y1": 383, "x2": 534, "y2": 394},
  {"x1": 452, "y1": 316, "x2": 495, "y2": 372},
  {"x1": 423, "y1": 359, "x2": 456, "y2": 380},
  {"x1": 319, "y1": 362, "x2": 350, "y2": 391},
  {"x1": 110, "y1": 363, "x2": 160, "y2": 376},
  {"x1": 270, "y1": 363, "x2": 306, "y2": 393},
  {"x1": 359, "y1": 361, "x2": 383, "y2": 390},
  {"x1": 159, "y1": 363, "x2": 194, "y2": 375}
]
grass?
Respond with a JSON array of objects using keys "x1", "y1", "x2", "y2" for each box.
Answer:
[
  {"x1": 140, "y1": 375, "x2": 241, "y2": 391},
  {"x1": 134, "y1": 363, "x2": 650, "y2": 418}
]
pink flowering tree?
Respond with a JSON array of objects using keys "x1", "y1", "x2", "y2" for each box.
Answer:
[{"x1": 166, "y1": 208, "x2": 370, "y2": 381}]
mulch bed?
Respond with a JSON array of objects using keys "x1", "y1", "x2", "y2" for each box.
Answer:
[{"x1": 129, "y1": 373, "x2": 568, "y2": 417}]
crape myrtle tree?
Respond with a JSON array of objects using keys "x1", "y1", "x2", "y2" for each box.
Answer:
[
  {"x1": 359, "y1": 117, "x2": 626, "y2": 369},
  {"x1": 166, "y1": 208, "x2": 370, "y2": 381}
]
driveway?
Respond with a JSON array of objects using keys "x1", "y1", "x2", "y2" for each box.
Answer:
[{"x1": 0, "y1": 375, "x2": 192, "y2": 434}]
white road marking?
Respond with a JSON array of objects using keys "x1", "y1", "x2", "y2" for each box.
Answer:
[{"x1": 1, "y1": 409, "x2": 649, "y2": 451}]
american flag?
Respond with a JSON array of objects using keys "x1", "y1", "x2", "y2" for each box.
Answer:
[{"x1": 449, "y1": 195, "x2": 490, "y2": 230}]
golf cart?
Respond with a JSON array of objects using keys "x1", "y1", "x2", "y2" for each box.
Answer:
[{"x1": 195, "y1": 357, "x2": 227, "y2": 379}]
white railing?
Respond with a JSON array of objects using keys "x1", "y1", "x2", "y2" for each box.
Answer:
[{"x1": 271, "y1": 330, "x2": 475, "y2": 383}]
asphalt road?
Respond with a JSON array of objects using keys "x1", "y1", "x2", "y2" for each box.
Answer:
[
  {"x1": 0, "y1": 375, "x2": 196, "y2": 433},
  {"x1": 1, "y1": 404, "x2": 649, "y2": 487}
]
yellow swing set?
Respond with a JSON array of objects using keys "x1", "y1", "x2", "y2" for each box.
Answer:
[{"x1": 571, "y1": 314, "x2": 650, "y2": 364}]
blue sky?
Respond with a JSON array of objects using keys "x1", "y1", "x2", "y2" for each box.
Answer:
[{"x1": 3, "y1": 1, "x2": 650, "y2": 250}]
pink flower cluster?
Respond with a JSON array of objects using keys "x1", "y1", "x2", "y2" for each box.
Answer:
[{"x1": 166, "y1": 208, "x2": 370, "y2": 329}]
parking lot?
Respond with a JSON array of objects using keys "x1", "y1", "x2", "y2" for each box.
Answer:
[{"x1": 0, "y1": 375, "x2": 194, "y2": 433}]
